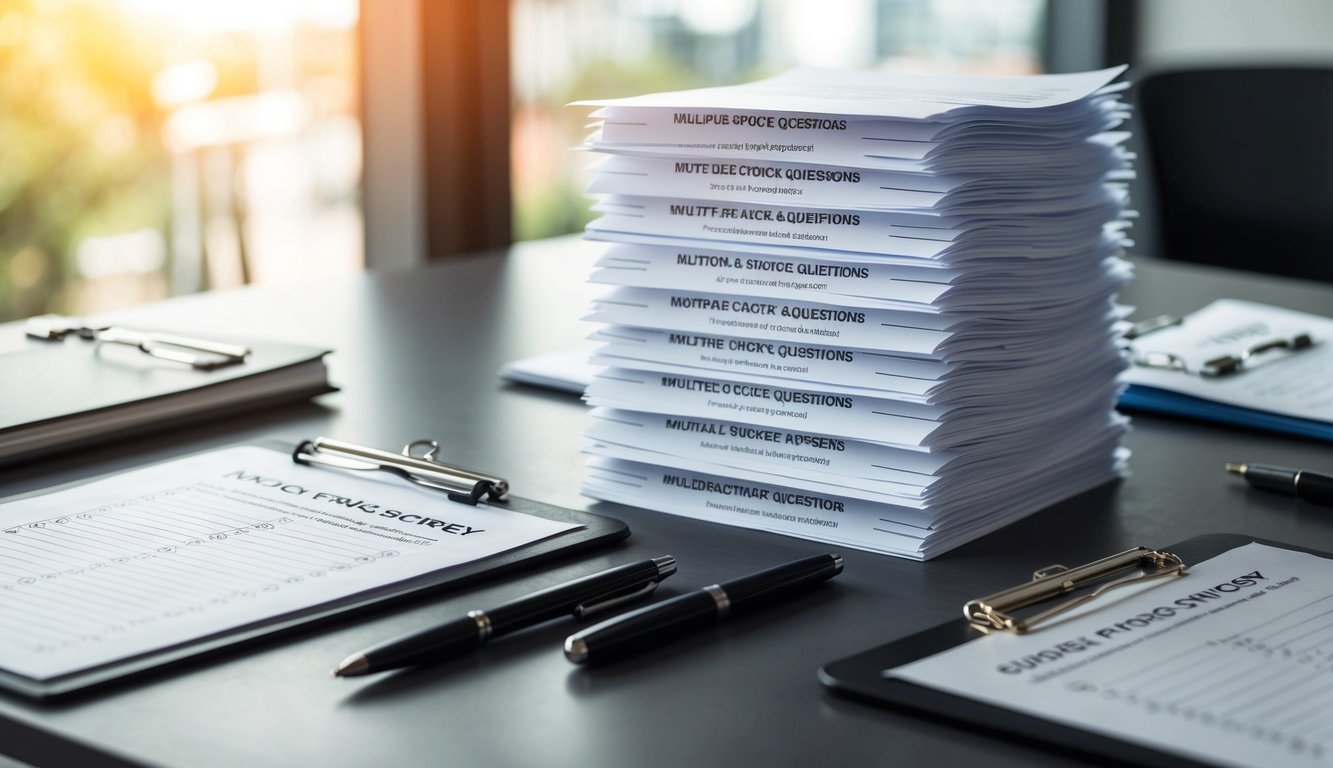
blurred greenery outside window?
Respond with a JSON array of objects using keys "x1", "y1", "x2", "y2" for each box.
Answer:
[{"x1": 0, "y1": 0, "x2": 360, "y2": 324}]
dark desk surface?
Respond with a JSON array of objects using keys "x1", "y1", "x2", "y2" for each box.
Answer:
[{"x1": 2, "y1": 237, "x2": 1332, "y2": 768}]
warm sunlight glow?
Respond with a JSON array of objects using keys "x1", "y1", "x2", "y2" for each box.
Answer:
[
  {"x1": 117, "y1": 0, "x2": 356, "y2": 31},
  {"x1": 152, "y1": 60, "x2": 219, "y2": 108}
]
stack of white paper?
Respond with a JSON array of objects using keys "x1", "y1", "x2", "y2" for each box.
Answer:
[{"x1": 573, "y1": 66, "x2": 1134, "y2": 560}]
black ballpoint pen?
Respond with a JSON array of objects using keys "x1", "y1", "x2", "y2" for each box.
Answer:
[
  {"x1": 334, "y1": 556, "x2": 676, "y2": 676},
  {"x1": 563, "y1": 553, "x2": 842, "y2": 665},
  {"x1": 1226, "y1": 463, "x2": 1333, "y2": 507}
]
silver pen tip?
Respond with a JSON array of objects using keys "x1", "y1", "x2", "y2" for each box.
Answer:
[
  {"x1": 333, "y1": 654, "x2": 370, "y2": 678},
  {"x1": 564, "y1": 636, "x2": 589, "y2": 665},
  {"x1": 1225, "y1": 463, "x2": 1247, "y2": 476}
]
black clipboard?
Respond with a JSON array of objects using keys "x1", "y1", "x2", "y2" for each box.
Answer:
[
  {"x1": 0, "y1": 439, "x2": 628, "y2": 701},
  {"x1": 819, "y1": 534, "x2": 1328, "y2": 768}
]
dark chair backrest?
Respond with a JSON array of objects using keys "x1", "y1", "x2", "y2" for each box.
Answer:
[{"x1": 1134, "y1": 67, "x2": 1333, "y2": 283}]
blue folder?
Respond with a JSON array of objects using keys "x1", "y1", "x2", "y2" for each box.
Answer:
[{"x1": 1119, "y1": 384, "x2": 1333, "y2": 442}]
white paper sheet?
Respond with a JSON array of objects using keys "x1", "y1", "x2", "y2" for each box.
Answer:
[
  {"x1": 585, "y1": 287, "x2": 1127, "y2": 363},
  {"x1": 590, "y1": 243, "x2": 956, "y2": 308},
  {"x1": 589, "y1": 243, "x2": 1128, "y2": 311},
  {"x1": 588, "y1": 194, "x2": 1121, "y2": 259},
  {"x1": 589, "y1": 326, "x2": 949, "y2": 397},
  {"x1": 584, "y1": 366, "x2": 1123, "y2": 451},
  {"x1": 589, "y1": 195, "x2": 960, "y2": 257},
  {"x1": 499, "y1": 348, "x2": 595, "y2": 394},
  {"x1": 590, "y1": 325, "x2": 1128, "y2": 404},
  {"x1": 889, "y1": 543, "x2": 1333, "y2": 767},
  {"x1": 0, "y1": 446, "x2": 578, "y2": 680},
  {"x1": 576, "y1": 66, "x2": 1126, "y2": 121},
  {"x1": 584, "y1": 406, "x2": 1127, "y2": 499},
  {"x1": 585, "y1": 366, "x2": 945, "y2": 447},
  {"x1": 586, "y1": 154, "x2": 1121, "y2": 214},
  {"x1": 582, "y1": 449, "x2": 1125, "y2": 560}
]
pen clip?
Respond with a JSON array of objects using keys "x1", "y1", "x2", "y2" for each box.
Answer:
[
  {"x1": 292, "y1": 437, "x2": 509, "y2": 505},
  {"x1": 964, "y1": 547, "x2": 1187, "y2": 634},
  {"x1": 573, "y1": 580, "x2": 661, "y2": 619}
]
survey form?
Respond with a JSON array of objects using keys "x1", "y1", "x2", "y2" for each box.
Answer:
[
  {"x1": 0, "y1": 445, "x2": 578, "y2": 681},
  {"x1": 889, "y1": 543, "x2": 1333, "y2": 767}
]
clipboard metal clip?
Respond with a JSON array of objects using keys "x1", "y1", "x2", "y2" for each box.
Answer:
[
  {"x1": 1126, "y1": 313, "x2": 1314, "y2": 377},
  {"x1": 964, "y1": 547, "x2": 1187, "y2": 634},
  {"x1": 25, "y1": 314, "x2": 250, "y2": 371},
  {"x1": 293, "y1": 437, "x2": 510, "y2": 505}
]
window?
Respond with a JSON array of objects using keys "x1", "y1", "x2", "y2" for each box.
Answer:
[
  {"x1": 1, "y1": 0, "x2": 1070, "y2": 324},
  {"x1": 0, "y1": 0, "x2": 361, "y2": 323}
]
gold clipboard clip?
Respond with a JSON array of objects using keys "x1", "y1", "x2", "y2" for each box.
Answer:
[
  {"x1": 964, "y1": 547, "x2": 1188, "y2": 634},
  {"x1": 292, "y1": 437, "x2": 509, "y2": 505}
]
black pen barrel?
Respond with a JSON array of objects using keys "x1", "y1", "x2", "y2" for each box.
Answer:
[
  {"x1": 1243, "y1": 464, "x2": 1300, "y2": 495},
  {"x1": 566, "y1": 591, "x2": 720, "y2": 663},
  {"x1": 719, "y1": 554, "x2": 842, "y2": 611},
  {"x1": 337, "y1": 557, "x2": 674, "y2": 675},
  {"x1": 565, "y1": 554, "x2": 843, "y2": 664},
  {"x1": 1228, "y1": 463, "x2": 1333, "y2": 508},
  {"x1": 1295, "y1": 471, "x2": 1333, "y2": 505},
  {"x1": 485, "y1": 558, "x2": 670, "y2": 632},
  {"x1": 359, "y1": 615, "x2": 483, "y2": 672}
]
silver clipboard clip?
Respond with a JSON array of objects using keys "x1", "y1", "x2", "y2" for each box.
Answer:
[
  {"x1": 1127, "y1": 313, "x2": 1314, "y2": 378},
  {"x1": 292, "y1": 437, "x2": 509, "y2": 505},
  {"x1": 25, "y1": 314, "x2": 250, "y2": 371},
  {"x1": 964, "y1": 547, "x2": 1188, "y2": 634}
]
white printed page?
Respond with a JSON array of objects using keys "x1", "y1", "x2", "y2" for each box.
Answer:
[
  {"x1": 586, "y1": 287, "x2": 954, "y2": 355},
  {"x1": 584, "y1": 406, "x2": 1125, "y2": 498},
  {"x1": 589, "y1": 196, "x2": 958, "y2": 257},
  {"x1": 586, "y1": 154, "x2": 1119, "y2": 215},
  {"x1": 587, "y1": 154, "x2": 953, "y2": 211},
  {"x1": 584, "y1": 367, "x2": 945, "y2": 448},
  {"x1": 590, "y1": 243, "x2": 1126, "y2": 312},
  {"x1": 889, "y1": 543, "x2": 1333, "y2": 767},
  {"x1": 586, "y1": 287, "x2": 1125, "y2": 365},
  {"x1": 582, "y1": 447, "x2": 1124, "y2": 560},
  {"x1": 588, "y1": 194, "x2": 1121, "y2": 261},
  {"x1": 0, "y1": 446, "x2": 578, "y2": 680},
  {"x1": 590, "y1": 325, "x2": 1127, "y2": 404},
  {"x1": 589, "y1": 328, "x2": 944, "y2": 400},
  {"x1": 590, "y1": 244, "x2": 955, "y2": 309}
]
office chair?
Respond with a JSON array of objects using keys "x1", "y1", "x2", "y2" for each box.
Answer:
[{"x1": 1134, "y1": 67, "x2": 1333, "y2": 283}]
